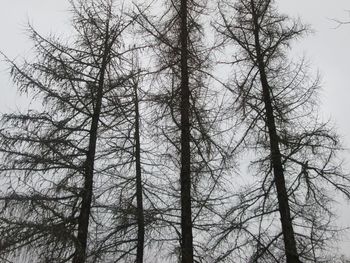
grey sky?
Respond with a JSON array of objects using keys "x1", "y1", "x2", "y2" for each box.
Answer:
[{"x1": 0, "y1": 0, "x2": 349, "y2": 258}]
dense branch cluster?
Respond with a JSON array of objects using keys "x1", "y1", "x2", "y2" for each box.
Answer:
[{"x1": 0, "y1": 0, "x2": 349, "y2": 263}]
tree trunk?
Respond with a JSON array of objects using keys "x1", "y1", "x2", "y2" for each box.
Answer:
[
  {"x1": 179, "y1": 0, "x2": 194, "y2": 262},
  {"x1": 258, "y1": 63, "x2": 301, "y2": 263},
  {"x1": 134, "y1": 83, "x2": 145, "y2": 263},
  {"x1": 251, "y1": 3, "x2": 301, "y2": 262},
  {"x1": 72, "y1": 31, "x2": 110, "y2": 263}
]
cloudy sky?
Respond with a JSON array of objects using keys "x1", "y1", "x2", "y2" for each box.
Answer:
[{"x1": 0, "y1": 0, "x2": 349, "y2": 258}]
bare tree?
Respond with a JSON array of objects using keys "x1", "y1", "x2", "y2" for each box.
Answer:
[
  {"x1": 2, "y1": 0, "x2": 348, "y2": 262},
  {"x1": 211, "y1": 0, "x2": 350, "y2": 262},
  {"x1": 131, "y1": 0, "x2": 235, "y2": 261},
  {"x1": 0, "y1": 0, "x2": 143, "y2": 262}
]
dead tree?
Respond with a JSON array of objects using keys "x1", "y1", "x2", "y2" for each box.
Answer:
[
  {"x1": 132, "y1": 0, "x2": 234, "y2": 261},
  {"x1": 211, "y1": 0, "x2": 350, "y2": 262},
  {"x1": 0, "y1": 0, "x2": 139, "y2": 262}
]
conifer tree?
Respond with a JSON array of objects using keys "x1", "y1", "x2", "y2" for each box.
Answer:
[
  {"x1": 211, "y1": 0, "x2": 350, "y2": 262},
  {"x1": 0, "y1": 1, "x2": 145, "y2": 262}
]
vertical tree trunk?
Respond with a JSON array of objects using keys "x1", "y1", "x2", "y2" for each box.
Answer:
[
  {"x1": 134, "y1": 83, "x2": 145, "y2": 263},
  {"x1": 179, "y1": 0, "x2": 194, "y2": 262},
  {"x1": 251, "y1": 3, "x2": 300, "y2": 262},
  {"x1": 72, "y1": 30, "x2": 110, "y2": 263}
]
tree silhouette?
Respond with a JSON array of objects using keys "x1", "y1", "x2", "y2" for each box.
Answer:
[
  {"x1": 211, "y1": 0, "x2": 350, "y2": 262},
  {"x1": 0, "y1": 0, "x2": 145, "y2": 262}
]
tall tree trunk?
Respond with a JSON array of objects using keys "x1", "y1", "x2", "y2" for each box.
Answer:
[
  {"x1": 134, "y1": 83, "x2": 145, "y2": 263},
  {"x1": 179, "y1": 0, "x2": 194, "y2": 262},
  {"x1": 258, "y1": 63, "x2": 300, "y2": 263},
  {"x1": 251, "y1": 3, "x2": 300, "y2": 262},
  {"x1": 72, "y1": 30, "x2": 110, "y2": 263}
]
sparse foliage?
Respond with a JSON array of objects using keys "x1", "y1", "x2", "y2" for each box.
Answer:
[
  {"x1": 0, "y1": 0, "x2": 349, "y2": 262},
  {"x1": 210, "y1": 0, "x2": 350, "y2": 262}
]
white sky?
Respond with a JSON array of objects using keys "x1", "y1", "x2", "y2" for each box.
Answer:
[{"x1": 0, "y1": 0, "x2": 349, "y2": 258}]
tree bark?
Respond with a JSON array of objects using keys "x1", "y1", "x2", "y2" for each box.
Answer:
[
  {"x1": 179, "y1": 0, "x2": 194, "y2": 262},
  {"x1": 180, "y1": 0, "x2": 193, "y2": 263},
  {"x1": 251, "y1": 3, "x2": 301, "y2": 262},
  {"x1": 72, "y1": 30, "x2": 110, "y2": 263},
  {"x1": 134, "y1": 83, "x2": 145, "y2": 263}
]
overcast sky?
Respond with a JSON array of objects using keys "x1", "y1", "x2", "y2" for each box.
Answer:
[{"x1": 0, "y1": 0, "x2": 349, "y2": 258}]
